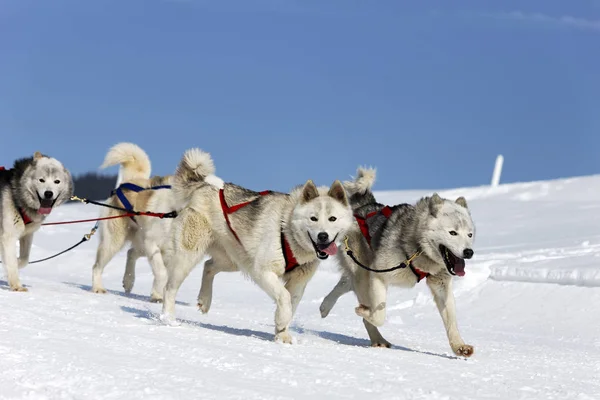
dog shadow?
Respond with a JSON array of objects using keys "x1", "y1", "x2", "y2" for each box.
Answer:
[
  {"x1": 290, "y1": 325, "x2": 461, "y2": 360},
  {"x1": 63, "y1": 282, "x2": 191, "y2": 306},
  {"x1": 119, "y1": 305, "x2": 460, "y2": 360},
  {"x1": 121, "y1": 305, "x2": 275, "y2": 342}
]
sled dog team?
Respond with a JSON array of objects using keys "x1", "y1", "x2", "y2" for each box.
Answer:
[{"x1": 0, "y1": 143, "x2": 476, "y2": 357}]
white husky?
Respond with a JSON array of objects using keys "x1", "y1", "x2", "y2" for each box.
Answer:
[
  {"x1": 90, "y1": 143, "x2": 223, "y2": 301},
  {"x1": 160, "y1": 148, "x2": 354, "y2": 343}
]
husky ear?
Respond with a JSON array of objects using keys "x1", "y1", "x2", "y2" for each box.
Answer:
[
  {"x1": 455, "y1": 196, "x2": 468, "y2": 209},
  {"x1": 301, "y1": 180, "x2": 319, "y2": 203},
  {"x1": 429, "y1": 193, "x2": 444, "y2": 217},
  {"x1": 33, "y1": 151, "x2": 43, "y2": 160},
  {"x1": 328, "y1": 180, "x2": 348, "y2": 206}
]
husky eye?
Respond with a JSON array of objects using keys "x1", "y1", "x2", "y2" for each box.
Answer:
[
  {"x1": 329, "y1": 216, "x2": 337, "y2": 222},
  {"x1": 39, "y1": 178, "x2": 45, "y2": 183},
  {"x1": 449, "y1": 231, "x2": 458, "y2": 236},
  {"x1": 468, "y1": 233, "x2": 473, "y2": 238},
  {"x1": 310, "y1": 216, "x2": 318, "y2": 222},
  {"x1": 54, "y1": 180, "x2": 60, "y2": 184}
]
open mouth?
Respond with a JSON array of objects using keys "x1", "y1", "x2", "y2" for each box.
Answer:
[
  {"x1": 37, "y1": 194, "x2": 56, "y2": 215},
  {"x1": 309, "y1": 233, "x2": 339, "y2": 260},
  {"x1": 439, "y1": 245, "x2": 466, "y2": 277}
]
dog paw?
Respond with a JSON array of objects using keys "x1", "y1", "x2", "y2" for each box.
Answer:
[
  {"x1": 355, "y1": 304, "x2": 370, "y2": 319},
  {"x1": 319, "y1": 301, "x2": 332, "y2": 318},
  {"x1": 453, "y1": 344, "x2": 474, "y2": 358},
  {"x1": 371, "y1": 339, "x2": 392, "y2": 349},
  {"x1": 122, "y1": 280, "x2": 134, "y2": 294},
  {"x1": 11, "y1": 286, "x2": 28, "y2": 292},
  {"x1": 149, "y1": 296, "x2": 163, "y2": 304},
  {"x1": 92, "y1": 287, "x2": 107, "y2": 294},
  {"x1": 275, "y1": 331, "x2": 293, "y2": 344},
  {"x1": 197, "y1": 300, "x2": 210, "y2": 314},
  {"x1": 158, "y1": 314, "x2": 181, "y2": 327}
]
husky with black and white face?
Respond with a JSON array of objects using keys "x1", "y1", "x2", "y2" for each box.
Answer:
[
  {"x1": 320, "y1": 168, "x2": 477, "y2": 357},
  {"x1": 0, "y1": 152, "x2": 73, "y2": 291}
]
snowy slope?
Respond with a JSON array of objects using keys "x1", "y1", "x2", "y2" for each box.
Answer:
[{"x1": 2, "y1": 176, "x2": 600, "y2": 400}]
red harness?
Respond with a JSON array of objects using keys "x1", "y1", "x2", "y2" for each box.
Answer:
[
  {"x1": 219, "y1": 188, "x2": 299, "y2": 272},
  {"x1": 354, "y1": 206, "x2": 393, "y2": 246},
  {"x1": 354, "y1": 205, "x2": 429, "y2": 282},
  {"x1": 1, "y1": 166, "x2": 33, "y2": 225},
  {"x1": 19, "y1": 209, "x2": 33, "y2": 225}
]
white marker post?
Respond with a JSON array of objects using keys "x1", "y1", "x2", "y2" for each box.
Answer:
[{"x1": 491, "y1": 155, "x2": 504, "y2": 188}]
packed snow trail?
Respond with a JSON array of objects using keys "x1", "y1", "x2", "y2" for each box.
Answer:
[{"x1": 1, "y1": 176, "x2": 600, "y2": 399}]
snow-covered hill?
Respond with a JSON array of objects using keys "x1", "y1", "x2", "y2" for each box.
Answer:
[{"x1": 2, "y1": 176, "x2": 600, "y2": 399}]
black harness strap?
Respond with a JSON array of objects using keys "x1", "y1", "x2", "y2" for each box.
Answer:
[
  {"x1": 0, "y1": 223, "x2": 99, "y2": 265},
  {"x1": 345, "y1": 247, "x2": 427, "y2": 281}
]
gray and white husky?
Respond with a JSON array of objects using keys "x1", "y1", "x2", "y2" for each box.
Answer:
[
  {"x1": 0, "y1": 152, "x2": 73, "y2": 291},
  {"x1": 320, "y1": 168, "x2": 476, "y2": 357},
  {"x1": 160, "y1": 148, "x2": 354, "y2": 343}
]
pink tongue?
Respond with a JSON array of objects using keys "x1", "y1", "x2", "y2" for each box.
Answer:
[
  {"x1": 322, "y1": 242, "x2": 338, "y2": 256},
  {"x1": 38, "y1": 207, "x2": 52, "y2": 215},
  {"x1": 454, "y1": 259, "x2": 466, "y2": 277}
]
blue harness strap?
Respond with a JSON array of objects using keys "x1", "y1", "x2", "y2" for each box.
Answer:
[{"x1": 111, "y1": 183, "x2": 172, "y2": 212}]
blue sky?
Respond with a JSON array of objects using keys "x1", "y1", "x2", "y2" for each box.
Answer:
[{"x1": 1, "y1": 0, "x2": 599, "y2": 191}]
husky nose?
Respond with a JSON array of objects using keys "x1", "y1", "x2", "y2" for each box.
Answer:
[
  {"x1": 44, "y1": 191, "x2": 54, "y2": 199},
  {"x1": 463, "y1": 248, "x2": 474, "y2": 259},
  {"x1": 317, "y1": 232, "x2": 329, "y2": 243}
]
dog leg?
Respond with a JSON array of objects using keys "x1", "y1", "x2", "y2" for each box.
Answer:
[
  {"x1": 355, "y1": 276, "x2": 387, "y2": 327},
  {"x1": 145, "y1": 243, "x2": 168, "y2": 303},
  {"x1": 161, "y1": 253, "x2": 200, "y2": 324},
  {"x1": 427, "y1": 275, "x2": 474, "y2": 357},
  {"x1": 284, "y1": 263, "x2": 317, "y2": 317},
  {"x1": 122, "y1": 247, "x2": 142, "y2": 294},
  {"x1": 251, "y1": 270, "x2": 293, "y2": 344},
  {"x1": 363, "y1": 319, "x2": 392, "y2": 348},
  {"x1": 161, "y1": 209, "x2": 212, "y2": 323},
  {"x1": 1, "y1": 236, "x2": 27, "y2": 291},
  {"x1": 197, "y1": 255, "x2": 238, "y2": 314},
  {"x1": 18, "y1": 233, "x2": 34, "y2": 269},
  {"x1": 91, "y1": 230, "x2": 127, "y2": 294},
  {"x1": 319, "y1": 273, "x2": 352, "y2": 318}
]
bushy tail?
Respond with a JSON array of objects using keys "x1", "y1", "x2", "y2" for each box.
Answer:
[
  {"x1": 175, "y1": 148, "x2": 216, "y2": 184},
  {"x1": 343, "y1": 167, "x2": 377, "y2": 209},
  {"x1": 343, "y1": 167, "x2": 376, "y2": 197},
  {"x1": 174, "y1": 148, "x2": 223, "y2": 204},
  {"x1": 101, "y1": 143, "x2": 151, "y2": 182}
]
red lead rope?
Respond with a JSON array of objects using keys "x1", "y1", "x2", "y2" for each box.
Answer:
[{"x1": 41, "y1": 213, "x2": 136, "y2": 226}]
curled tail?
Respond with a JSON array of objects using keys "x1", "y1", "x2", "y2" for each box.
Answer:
[
  {"x1": 174, "y1": 148, "x2": 223, "y2": 204},
  {"x1": 344, "y1": 167, "x2": 376, "y2": 196},
  {"x1": 101, "y1": 143, "x2": 151, "y2": 182},
  {"x1": 344, "y1": 167, "x2": 377, "y2": 209}
]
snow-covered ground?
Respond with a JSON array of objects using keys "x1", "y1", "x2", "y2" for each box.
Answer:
[{"x1": 2, "y1": 175, "x2": 600, "y2": 400}]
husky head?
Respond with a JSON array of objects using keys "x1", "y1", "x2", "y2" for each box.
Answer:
[
  {"x1": 290, "y1": 180, "x2": 353, "y2": 260},
  {"x1": 12, "y1": 152, "x2": 74, "y2": 215},
  {"x1": 417, "y1": 194, "x2": 475, "y2": 277}
]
